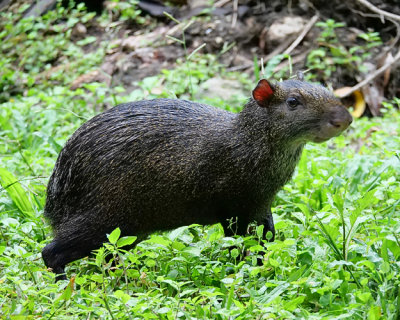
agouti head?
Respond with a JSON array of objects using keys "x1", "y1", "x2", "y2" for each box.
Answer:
[{"x1": 251, "y1": 78, "x2": 353, "y2": 144}]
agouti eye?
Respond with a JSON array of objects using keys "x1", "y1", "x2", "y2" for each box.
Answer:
[{"x1": 286, "y1": 97, "x2": 300, "y2": 109}]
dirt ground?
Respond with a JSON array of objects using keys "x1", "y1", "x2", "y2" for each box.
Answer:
[{"x1": 3, "y1": 0, "x2": 400, "y2": 115}]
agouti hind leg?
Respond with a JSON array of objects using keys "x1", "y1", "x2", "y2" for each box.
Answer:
[{"x1": 261, "y1": 212, "x2": 275, "y2": 242}]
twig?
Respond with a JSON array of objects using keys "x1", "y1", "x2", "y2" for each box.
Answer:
[
  {"x1": 226, "y1": 15, "x2": 318, "y2": 72},
  {"x1": 225, "y1": 33, "x2": 301, "y2": 72},
  {"x1": 284, "y1": 15, "x2": 319, "y2": 55},
  {"x1": 351, "y1": 8, "x2": 400, "y2": 51},
  {"x1": 265, "y1": 35, "x2": 297, "y2": 60},
  {"x1": 231, "y1": 0, "x2": 238, "y2": 28},
  {"x1": 214, "y1": 0, "x2": 231, "y2": 8},
  {"x1": 225, "y1": 37, "x2": 293, "y2": 72},
  {"x1": 355, "y1": 0, "x2": 400, "y2": 22},
  {"x1": 337, "y1": 49, "x2": 400, "y2": 98},
  {"x1": 225, "y1": 63, "x2": 252, "y2": 72},
  {"x1": 273, "y1": 51, "x2": 309, "y2": 73}
]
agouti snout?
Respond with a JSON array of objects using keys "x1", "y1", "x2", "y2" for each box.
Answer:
[
  {"x1": 42, "y1": 78, "x2": 352, "y2": 280},
  {"x1": 314, "y1": 108, "x2": 352, "y2": 142}
]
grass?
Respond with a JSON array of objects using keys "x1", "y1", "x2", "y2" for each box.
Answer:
[{"x1": 0, "y1": 3, "x2": 400, "y2": 320}]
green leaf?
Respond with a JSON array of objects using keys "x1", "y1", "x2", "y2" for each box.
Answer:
[
  {"x1": 95, "y1": 247, "x2": 105, "y2": 267},
  {"x1": 182, "y1": 246, "x2": 201, "y2": 257},
  {"x1": 295, "y1": 203, "x2": 311, "y2": 220},
  {"x1": 287, "y1": 265, "x2": 308, "y2": 282},
  {"x1": 117, "y1": 236, "x2": 137, "y2": 248},
  {"x1": 368, "y1": 306, "x2": 382, "y2": 320},
  {"x1": 257, "y1": 282, "x2": 290, "y2": 304},
  {"x1": 161, "y1": 279, "x2": 179, "y2": 292},
  {"x1": 379, "y1": 261, "x2": 390, "y2": 274},
  {"x1": 76, "y1": 36, "x2": 97, "y2": 46},
  {"x1": 0, "y1": 168, "x2": 34, "y2": 217},
  {"x1": 146, "y1": 259, "x2": 156, "y2": 267},
  {"x1": 381, "y1": 238, "x2": 389, "y2": 263},
  {"x1": 315, "y1": 214, "x2": 343, "y2": 260},
  {"x1": 386, "y1": 238, "x2": 400, "y2": 260},
  {"x1": 256, "y1": 224, "x2": 264, "y2": 239},
  {"x1": 356, "y1": 291, "x2": 371, "y2": 303},
  {"x1": 168, "y1": 225, "x2": 190, "y2": 241},
  {"x1": 171, "y1": 240, "x2": 186, "y2": 251},
  {"x1": 345, "y1": 215, "x2": 369, "y2": 255},
  {"x1": 107, "y1": 227, "x2": 121, "y2": 244},
  {"x1": 58, "y1": 277, "x2": 75, "y2": 301},
  {"x1": 283, "y1": 296, "x2": 305, "y2": 312},
  {"x1": 230, "y1": 248, "x2": 239, "y2": 259},
  {"x1": 354, "y1": 189, "x2": 378, "y2": 217},
  {"x1": 226, "y1": 279, "x2": 235, "y2": 309},
  {"x1": 157, "y1": 307, "x2": 170, "y2": 314},
  {"x1": 48, "y1": 136, "x2": 62, "y2": 153},
  {"x1": 147, "y1": 235, "x2": 172, "y2": 247},
  {"x1": 332, "y1": 189, "x2": 345, "y2": 215},
  {"x1": 269, "y1": 258, "x2": 279, "y2": 268},
  {"x1": 114, "y1": 290, "x2": 131, "y2": 303}
]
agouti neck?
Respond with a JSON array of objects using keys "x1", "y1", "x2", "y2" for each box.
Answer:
[
  {"x1": 221, "y1": 100, "x2": 305, "y2": 195},
  {"x1": 236, "y1": 99, "x2": 303, "y2": 146}
]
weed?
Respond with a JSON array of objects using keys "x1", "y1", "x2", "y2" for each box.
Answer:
[
  {"x1": 104, "y1": 0, "x2": 144, "y2": 24},
  {"x1": 306, "y1": 19, "x2": 382, "y2": 81}
]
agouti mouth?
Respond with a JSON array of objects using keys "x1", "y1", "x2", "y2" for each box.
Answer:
[
  {"x1": 313, "y1": 128, "x2": 345, "y2": 143},
  {"x1": 313, "y1": 136, "x2": 332, "y2": 143},
  {"x1": 312, "y1": 116, "x2": 352, "y2": 143}
]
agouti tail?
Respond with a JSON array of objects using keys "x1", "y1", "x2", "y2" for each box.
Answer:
[{"x1": 42, "y1": 78, "x2": 352, "y2": 280}]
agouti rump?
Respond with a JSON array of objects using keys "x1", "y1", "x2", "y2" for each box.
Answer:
[{"x1": 42, "y1": 78, "x2": 352, "y2": 280}]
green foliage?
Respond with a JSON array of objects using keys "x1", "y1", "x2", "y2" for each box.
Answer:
[
  {"x1": 306, "y1": 19, "x2": 382, "y2": 81},
  {"x1": 0, "y1": 168, "x2": 35, "y2": 217},
  {"x1": 0, "y1": 5, "x2": 399, "y2": 320},
  {"x1": 105, "y1": 0, "x2": 144, "y2": 23},
  {"x1": 0, "y1": 4, "x2": 107, "y2": 103}
]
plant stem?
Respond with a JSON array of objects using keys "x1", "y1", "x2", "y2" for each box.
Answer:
[
  {"x1": 102, "y1": 264, "x2": 115, "y2": 320},
  {"x1": 182, "y1": 29, "x2": 193, "y2": 99}
]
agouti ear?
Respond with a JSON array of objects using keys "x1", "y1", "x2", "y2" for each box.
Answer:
[{"x1": 252, "y1": 79, "x2": 275, "y2": 107}]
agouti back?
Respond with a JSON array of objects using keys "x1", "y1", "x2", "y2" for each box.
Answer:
[{"x1": 42, "y1": 78, "x2": 352, "y2": 280}]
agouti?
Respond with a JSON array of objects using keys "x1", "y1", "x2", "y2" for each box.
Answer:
[{"x1": 42, "y1": 78, "x2": 352, "y2": 280}]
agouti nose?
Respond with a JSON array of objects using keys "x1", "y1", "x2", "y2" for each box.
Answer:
[
  {"x1": 329, "y1": 119, "x2": 341, "y2": 128},
  {"x1": 330, "y1": 113, "x2": 353, "y2": 130}
]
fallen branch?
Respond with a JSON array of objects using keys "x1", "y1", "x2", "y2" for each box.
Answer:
[
  {"x1": 273, "y1": 51, "x2": 309, "y2": 73},
  {"x1": 355, "y1": 0, "x2": 400, "y2": 22},
  {"x1": 284, "y1": 15, "x2": 319, "y2": 55},
  {"x1": 337, "y1": 49, "x2": 400, "y2": 98}
]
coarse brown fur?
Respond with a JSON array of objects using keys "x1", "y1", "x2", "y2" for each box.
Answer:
[{"x1": 42, "y1": 79, "x2": 352, "y2": 280}]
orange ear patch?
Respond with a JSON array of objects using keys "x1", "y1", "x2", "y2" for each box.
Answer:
[{"x1": 252, "y1": 79, "x2": 274, "y2": 106}]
